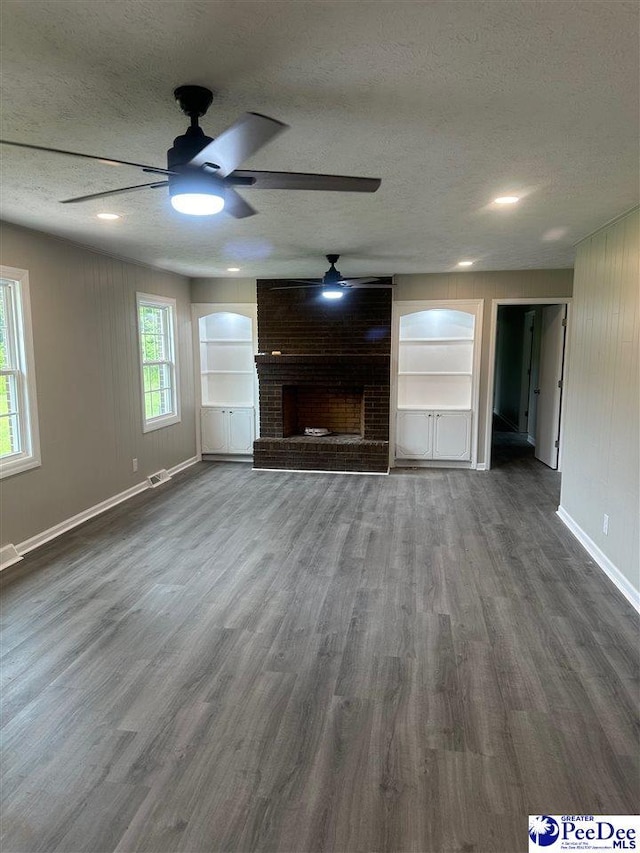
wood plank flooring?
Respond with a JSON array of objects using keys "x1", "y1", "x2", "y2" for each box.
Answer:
[{"x1": 1, "y1": 454, "x2": 638, "y2": 853}]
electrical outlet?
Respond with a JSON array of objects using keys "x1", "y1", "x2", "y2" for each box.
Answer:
[
  {"x1": 132, "y1": 458, "x2": 138, "y2": 473},
  {"x1": 603, "y1": 514, "x2": 609, "y2": 535}
]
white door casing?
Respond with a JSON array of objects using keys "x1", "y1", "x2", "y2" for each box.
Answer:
[
  {"x1": 485, "y1": 298, "x2": 571, "y2": 471},
  {"x1": 534, "y1": 304, "x2": 567, "y2": 469}
]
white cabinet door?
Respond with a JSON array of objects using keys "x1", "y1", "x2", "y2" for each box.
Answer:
[
  {"x1": 396, "y1": 411, "x2": 433, "y2": 458},
  {"x1": 432, "y1": 411, "x2": 471, "y2": 460},
  {"x1": 228, "y1": 409, "x2": 255, "y2": 454},
  {"x1": 201, "y1": 408, "x2": 227, "y2": 453}
]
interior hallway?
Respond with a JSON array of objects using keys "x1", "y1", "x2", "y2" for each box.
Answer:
[{"x1": 1, "y1": 459, "x2": 638, "y2": 852}]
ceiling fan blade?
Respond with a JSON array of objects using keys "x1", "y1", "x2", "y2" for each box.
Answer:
[
  {"x1": 340, "y1": 277, "x2": 378, "y2": 286},
  {"x1": 0, "y1": 140, "x2": 173, "y2": 174},
  {"x1": 187, "y1": 113, "x2": 288, "y2": 177},
  {"x1": 340, "y1": 277, "x2": 391, "y2": 287},
  {"x1": 230, "y1": 170, "x2": 381, "y2": 192},
  {"x1": 224, "y1": 187, "x2": 257, "y2": 219},
  {"x1": 270, "y1": 282, "x2": 323, "y2": 290},
  {"x1": 346, "y1": 281, "x2": 395, "y2": 288},
  {"x1": 61, "y1": 182, "x2": 168, "y2": 204}
]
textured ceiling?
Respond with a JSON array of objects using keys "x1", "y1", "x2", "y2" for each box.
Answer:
[{"x1": 1, "y1": 0, "x2": 638, "y2": 279}]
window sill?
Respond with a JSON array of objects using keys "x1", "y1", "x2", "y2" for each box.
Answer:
[
  {"x1": 0, "y1": 454, "x2": 41, "y2": 480},
  {"x1": 142, "y1": 413, "x2": 181, "y2": 434}
]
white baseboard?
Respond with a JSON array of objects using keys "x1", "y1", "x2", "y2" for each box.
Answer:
[
  {"x1": 13, "y1": 455, "x2": 200, "y2": 560},
  {"x1": 252, "y1": 467, "x2": 389, "y2": 476},
  {"x1": 476, "y1": 463, "x2": 487, "y2": 471},
  {"x1": 557, "y1": 505, "x2": 640, "y2": 613},
  {"x1": 168, "y1": 455, "x2": 200, "y2": 475},
  {"x1": 0, "y1": 544, "x2": 23, "y2": 572}
]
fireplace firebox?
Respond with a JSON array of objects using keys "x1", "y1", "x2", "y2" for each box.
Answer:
[
  {"x1": 253, "y1": 355, "x2": 389, "y2": 473},
  {"x1": 282, "y1": 385, "x2": 364, "y2": 437}
]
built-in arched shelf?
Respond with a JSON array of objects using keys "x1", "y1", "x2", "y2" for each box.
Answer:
[
  {"x1": 392, "y1": 301, "x2": 483, "y2": 467},
  {"x1": 192, "y1": 303, "x2": 258, "y2": 459}
]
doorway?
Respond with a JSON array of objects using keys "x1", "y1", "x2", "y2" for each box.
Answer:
[{"x1": 485, "y1": 298, "x2": 570, "y2": 471}]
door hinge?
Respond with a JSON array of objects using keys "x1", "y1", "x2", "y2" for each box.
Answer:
[
  {"x1": 562, "y1": 318, "x2": 567, "y2": 327},
  {"x1": 557, "y1": 379, "x2": 563, "y2": 389},
  {"x1": 554, "y1": 439, "x2": 560, "y2": 448}
]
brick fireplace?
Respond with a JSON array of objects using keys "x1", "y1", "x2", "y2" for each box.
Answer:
[{"x1": 253, "y1": 282, "x2": 392, "y2": 473}]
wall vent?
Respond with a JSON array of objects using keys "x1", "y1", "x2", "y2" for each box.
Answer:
[{"x1": 147, "y1": 469, "x2": 172, "y2": 488}]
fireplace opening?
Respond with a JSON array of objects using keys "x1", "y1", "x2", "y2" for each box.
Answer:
[{"x1": 282, "y1": 385, "x2": 364, "y2": 437}]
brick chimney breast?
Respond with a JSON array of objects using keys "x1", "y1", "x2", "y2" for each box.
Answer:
[{"x1": 254, "y1": 281, "x2": 392, "y2": 473}]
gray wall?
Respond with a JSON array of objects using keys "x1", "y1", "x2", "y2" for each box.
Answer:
[
  {"x1": 1, "y1": 222, "x2": 196, "y2": 548},
  {"x1": 191, "y1": 277, "x2": 256, "y2": 304},
  {"x1": 394, "y1": 269, "x2": 574, "y2": 465},
  {"x1": 560, "y1": 209, "x2": 639, "y2": 594}
]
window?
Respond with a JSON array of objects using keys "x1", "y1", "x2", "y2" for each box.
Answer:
[
  {"x1": 0, "y1": 267, "x2": 40, "y2": 478},
  {"x1": 136, "y1": 293, "x2": 180, "y2": 432}
]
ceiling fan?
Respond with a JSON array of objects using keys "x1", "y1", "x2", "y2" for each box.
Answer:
[
  {"x1": 0, "y1": 85, "x2": 381, "y2": 218},
  {"x1": 271, "y1": 254, "x2": 393, "y2": 299}
]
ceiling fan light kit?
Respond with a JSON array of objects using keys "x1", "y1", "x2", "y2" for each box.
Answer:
[
  {"x1": 169, "y1": 173, "x2": 226, "y2": 216},
  {"x1": 322, "y1": 286, "x2": 344, "y2": 299},
  {"x1": 0, "y1": 85, "x2": 381, "y2": 219}
]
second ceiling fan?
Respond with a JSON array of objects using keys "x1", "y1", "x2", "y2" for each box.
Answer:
[{"x1": 271, "y1": 254, "x2": 393, "y2": 298}]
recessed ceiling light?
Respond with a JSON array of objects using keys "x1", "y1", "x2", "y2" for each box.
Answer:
[
  {"x1": 227, "y1": 267, "x2": 240, "y2": 272},
  {"x1": 96, "y1": 213, "x2": 120, "y2": 220},
  {"x1": 494, "y1": 196, "x2": 520, "y2": 205},
  {"x1": 457, "y1": 260, "x2": 474, "y2": 267}
]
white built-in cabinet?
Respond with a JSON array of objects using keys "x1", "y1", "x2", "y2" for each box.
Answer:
[
  {"x1": 394, "y1": 302, "x2": 482, "y2": 465},
  {"x1": 201, "y1": 407, "x2": 254, "y2": 454},
  {"x1": 193, "y1": 305, "x2": 258, "y2": 458},
  {"x1": 396, "y1": 410, "x2": 472, "y2": 459}
]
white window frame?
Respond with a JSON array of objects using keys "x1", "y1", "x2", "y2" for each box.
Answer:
[
  {"x1": 136, "y1": 292, "x2": 181, "y2": 433},
  {"x1": 0, "y1": 266, "x2": 41, "y2": 479}
]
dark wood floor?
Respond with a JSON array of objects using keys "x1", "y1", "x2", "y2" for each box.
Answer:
[{"x1": 2, "y1": 453, "x2": 638, "y2": 853}]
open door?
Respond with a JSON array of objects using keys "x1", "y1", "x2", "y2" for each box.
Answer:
[{"x1": 534, "y1": 305, "x2": 567, "y2": 469}]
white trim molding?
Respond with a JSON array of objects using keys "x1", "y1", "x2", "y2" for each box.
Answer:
[
  {"x1": 557, "y1": 505, "x2": 640, "y2": 613},
  {"x1": 485, "y1": 297, "x2": 572, "y2": 471},
  {"x1": 0, "y1": 266, "x2": 41, "y2": 479},
  {"x1": 11, "y1": 455, "x2": 200, "y2": 561}
]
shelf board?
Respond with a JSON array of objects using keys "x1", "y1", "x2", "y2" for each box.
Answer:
[
  {"x1": 399, "y1": 337, "x2": 473, "y2": 343},
  {"x1": 398, "y1": 371, "x2": 472, "y2": 376},
  {"x1": 396, "y1": 406, "x2": 472, "y2": 412},
  {"x1": 202, "y1": 369, "x2": 254, "y2": 375},
  {"x1": 201, "y1": 338, "x2": 253, "y2": 344},
  {"x1": 202, "y1": 403, "x2": 255, "y2": 409}
]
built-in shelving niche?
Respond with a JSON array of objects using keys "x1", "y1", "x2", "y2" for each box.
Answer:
[
  {"x1": 392, "y1": 301, "x2": 483, "y2": 467},
  {"x1": 192, "y1": 304, "x2": 258, "y2": 459}
]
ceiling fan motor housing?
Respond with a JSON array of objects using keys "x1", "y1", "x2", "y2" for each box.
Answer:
[
  {"x1": 168, "y1": 126, "x2": 214, "y2": 171},
  {"x1": 324, "y1": 255, "x2": 343, "y2": 284}
]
